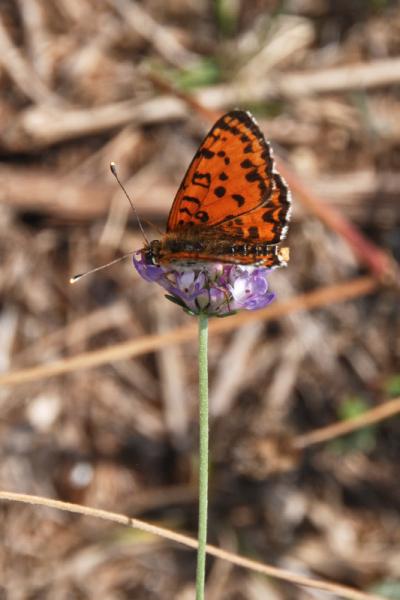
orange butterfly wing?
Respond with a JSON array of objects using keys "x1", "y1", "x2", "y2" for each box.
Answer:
[{"x1": 166, "y1": 110, "x2": 291, "y2": 250}]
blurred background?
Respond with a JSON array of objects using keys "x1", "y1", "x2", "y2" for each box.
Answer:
[{"x1": 0, "y1": 0, "x2": 399, "y2": 598}]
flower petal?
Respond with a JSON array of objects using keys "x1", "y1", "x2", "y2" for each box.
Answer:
[{"x1": 133, "y1": 252, "x2": 276, "y2": 317}]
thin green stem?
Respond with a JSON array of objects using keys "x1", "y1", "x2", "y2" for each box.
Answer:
[{"x1": 196, "y1": 312, "x2": 209, "y2": 600}]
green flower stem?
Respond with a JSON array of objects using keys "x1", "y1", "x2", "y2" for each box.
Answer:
[{"x1": 196, "y1": 312, "x2": 209, "y2": 600}]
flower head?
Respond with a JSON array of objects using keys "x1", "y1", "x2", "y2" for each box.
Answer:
[{"x1": 133, "y1": 251, "x2": 275, "y2": 317}]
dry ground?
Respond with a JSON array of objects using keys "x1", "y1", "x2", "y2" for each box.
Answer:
[{"x1": 0, "y1": 1, "x2": 399, "y2": 598}]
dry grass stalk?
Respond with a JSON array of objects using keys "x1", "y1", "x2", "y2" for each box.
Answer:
[
  {"x1": 0, "y1": 491, "x2": 386, "y2": 600},
  {"x1": 0, "y1": 276, "x2": 378, "y2": 387},
  {"x1": 294, "y1": 396, "x2": 400, "y2": 449}
]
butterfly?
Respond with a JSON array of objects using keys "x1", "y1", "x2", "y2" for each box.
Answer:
[{"x1": 146, "y1": 110, "x2": 291, "y2": 268}]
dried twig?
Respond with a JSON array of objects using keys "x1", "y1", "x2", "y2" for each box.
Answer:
[
  {"x1": 0, "y1": 491, "x2": 385, "y2": 600},
  {"x1": 107, "y1": 0, "x2": 198, "y2": 68},
  {"x1": 0, "y1": 166, "x2": 110, "y2": 218},
  {"x1": 16, "y1": 0, "x2": 53, "y2": 84},
  {"x1": 0, "y1": 276, "x2": 378, "y2": 387},
  {"x1": 237, "y1": 15, "x2": 314, "y2": 79},
  {"x1": 1, "y1": 96, "x2": 187, "y2": 151},
  {"x1": 152, "y1": 297, "x2": 189, "y2": 442},
  {"x1": 210, "y1": 322, "x2": 264, "y2": 417},
  {"x1": 0, "y1": 13, "x2": 58, "y2": 104},
  {"x1": 4, "y1": 56, "x2": 400, "y2": 150},
  {"x1": 277, "y1": 57, "x2": 400, "y2": 96},
  {"x1": 196, "y1": 56, "x2": 400, "y2": 107},
  {"x1": 277, "y1": 160, "x2": 397, "y2": 281},
  {"x1": 0, "y1": 166, "x2": 172, "y2": 220},
  {"x1": 294, "y1": 396, "x2": 400, "y2": 449},
  {"x1": 13, "y1": 300, "x2": 132, "y2": 364},
  {"x1": 310, "y1": 170, "x2": 400, "y2": 221}
]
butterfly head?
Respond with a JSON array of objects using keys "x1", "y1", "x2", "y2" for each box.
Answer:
[{"x1": 143, "y1": 239, "x2": 162, "y2": 265}]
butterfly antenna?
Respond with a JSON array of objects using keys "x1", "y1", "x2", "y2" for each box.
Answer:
[
  {"x1": 110, "y1": 162, "x2": 149, "y2": 245},
  {"x1": 69, "y1": 252, "x2": 134, "y2": 284}
]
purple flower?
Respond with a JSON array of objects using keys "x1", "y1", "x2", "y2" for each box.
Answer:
[{"x1": 133, "y1": 251, "x2": 275, "y2": 317}]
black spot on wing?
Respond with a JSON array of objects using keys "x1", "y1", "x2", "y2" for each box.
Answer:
[
  {"x1": 240, "y1": 159, "x2": 255, "y2": 169},
  {"x1": 179, "y1": 208, "x2": 193, "y2": 217},
  {"x1": 200, "y1": 148, "x2": 215, "y2": 159},
  {"x1": 182, "y1": 196, "x2": 201, "y2": 206},
  {"x1": 195, "y1": 210, "x2": 209, "y2": 222},
  {"x1": 231, "y1": 194, "x2": 245, "y2": 207},
  {"x1": 214, "y1": 186, "x2": 226, "y2": 198},
  {"x1": 248, "y1": 226, "x2": 259, "y2": 238},
  {"x1": 245, "y1": 170, "x2": 261, "y2": 183},
  {"x1": 192, "y1": 172, "x2": 211, "y2": 189}
]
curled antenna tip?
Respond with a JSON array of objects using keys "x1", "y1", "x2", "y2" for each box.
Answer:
[
  {"x1": 69, "y1": 274, "x2": 82, "y2": 284},
  {"x1": 110, "y1": 162, "x2": 117, "y2": 176}
]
